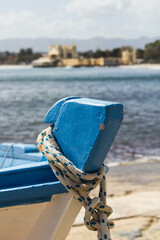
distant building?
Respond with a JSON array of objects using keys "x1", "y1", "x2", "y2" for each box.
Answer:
[
  {"x1": 97, "y1": 57, "x2": 121, "y2": 66},
  {"x1": 32, "y1": 44, "x2": 79, "y2": 67},
  {"x1": 59, "y1": 57, "x2": 121, "y2": 67},
  {"x1": 49, "y1": 44, "x2": 78, "y2": 59},
  {"x1": 32, "y1": 44, "x2": 123, "y2": 67},
  {"x1": 121, "y1": 48, "x2": 136, "y2": 65}
]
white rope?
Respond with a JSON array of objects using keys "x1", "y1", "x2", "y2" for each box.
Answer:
[{"x1": 37, "y1": 126, "x2": 114, "y2": 240}]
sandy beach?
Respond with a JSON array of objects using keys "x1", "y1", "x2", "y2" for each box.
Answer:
[{"x1": 66, "y1": 162, "x2": 160, "y2": 240}]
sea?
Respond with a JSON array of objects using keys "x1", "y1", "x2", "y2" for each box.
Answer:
[{"x1": 0, "y1": 65, "x2": 160, "y2": 165}]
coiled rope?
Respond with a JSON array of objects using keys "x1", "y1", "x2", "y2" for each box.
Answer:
[{"x1": 37, "y1": 126, "x2": 114, "y2": 240}]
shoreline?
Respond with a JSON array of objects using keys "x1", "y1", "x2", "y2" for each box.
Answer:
[
  {"x1": 107, "y1": 154, "x2": 160, "y2": 167},
  {"x1": 0, "y1": 63, "x2": 160, "y2": 69}
]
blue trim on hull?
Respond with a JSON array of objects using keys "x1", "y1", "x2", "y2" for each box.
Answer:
[{"x1": 0, "y1": 162, "x2": 67, "y2": 208}]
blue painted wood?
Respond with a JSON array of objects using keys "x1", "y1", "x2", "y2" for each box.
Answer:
[
  {"x1": 45, "y1": 97, "x2": 81, "y2": 124},
  {"x1": 0, "y1": 181, "x2": 66, "y2": 208},
  {"x1": 0, "y1": 143, "x2": 43, "y2": 169},
  {"x1": 0, "y1": 162, "x2": 67, "y2": 208},
  {"x1": 0, "y1": 97, "x2": 123, "y2": 208},
  {"x1": 0, "y1": 143, "x2": 39, "y2": 154},
  {"x1": 45, "y1": 98, "x2": 123, "y2": 173}
]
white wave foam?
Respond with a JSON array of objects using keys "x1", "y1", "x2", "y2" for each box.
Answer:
[
  {"x1": 0, "y1": 65, "x2": 32, "y2": 69},
  {"x1": 120, "y1": 64, "x2": 160, "y2": 70},
  {"x1": 106, "y1": 154, "x2": 160, "y2": 167}
]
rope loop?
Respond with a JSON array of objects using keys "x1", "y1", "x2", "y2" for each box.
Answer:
[{"x1": 37, "y1": 126, "x2": 114, "y2": 240}]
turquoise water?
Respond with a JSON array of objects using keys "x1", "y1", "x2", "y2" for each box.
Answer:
[{"x1": 0, "y1": 65, "x2": 160, "y2": 163}]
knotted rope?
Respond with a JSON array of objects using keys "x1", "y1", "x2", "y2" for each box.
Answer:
[{"x1": 37, "y1": 126, "x2": 114, "y2": 240}]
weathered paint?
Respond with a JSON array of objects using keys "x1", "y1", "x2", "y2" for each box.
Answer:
[
  {"x1": 0, "y1": 143, "x2": 42, "y2": 169},
  {"x1": 0, "y1": 161, "x2": 67, "y2": 208},
  {"x1": 45, "y1": 96, "x2": 81, "y2": 124},
  {"x1": 45, "y1": 97, "x2": 123, "y2": 172},
  {"x1": 0, "y1": 97, "x2": 123, "y2": 208},
  {"x1": 0, "y1": 97, "x2": 123, "y2": 240}
]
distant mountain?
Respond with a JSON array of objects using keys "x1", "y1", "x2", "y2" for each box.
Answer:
[{"x1": 0, "y1": 36, "x2": 159, "y2": 53}]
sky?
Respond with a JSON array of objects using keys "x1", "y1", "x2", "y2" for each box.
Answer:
[{"x1": 0, "y1": 0, "x2": 159, "y2": 39}]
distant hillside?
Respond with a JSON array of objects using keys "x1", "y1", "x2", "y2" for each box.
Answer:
[{"x1": 0, "y1": 36, "x2": 159, "y2": 53}]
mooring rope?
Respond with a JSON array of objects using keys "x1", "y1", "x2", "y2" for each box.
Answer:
[{"x1": 37, "y1": 126, "x2": 114, "y2": 240}]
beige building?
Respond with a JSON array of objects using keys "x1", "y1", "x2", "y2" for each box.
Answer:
[
  {"x1": 49, "y1": 44, "x2": 78, "y2": 59},
  {"x1": 48, "y1": 45, "x2": 121, "y2": 67},
  {"x1": 32, "y1": 44, "x2": 129, "y2": 67},
  {"x1": 121, "y1": 48, "x2": 136, "y2": 65},
  {"x1": 97, "y1": 57, "x2": 121, "y2": 66},
  {"x1": 58, "y1": 57, "x2": 121, "y2": 67}
]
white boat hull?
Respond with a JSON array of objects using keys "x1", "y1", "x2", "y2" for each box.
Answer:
[{"x1": 0, "y1": 193, "x2": 81, "y2": 240}]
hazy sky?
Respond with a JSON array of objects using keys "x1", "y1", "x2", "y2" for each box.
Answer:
[{"x1": 0, "y1": 0, "x2": 159, "y2": 39}]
